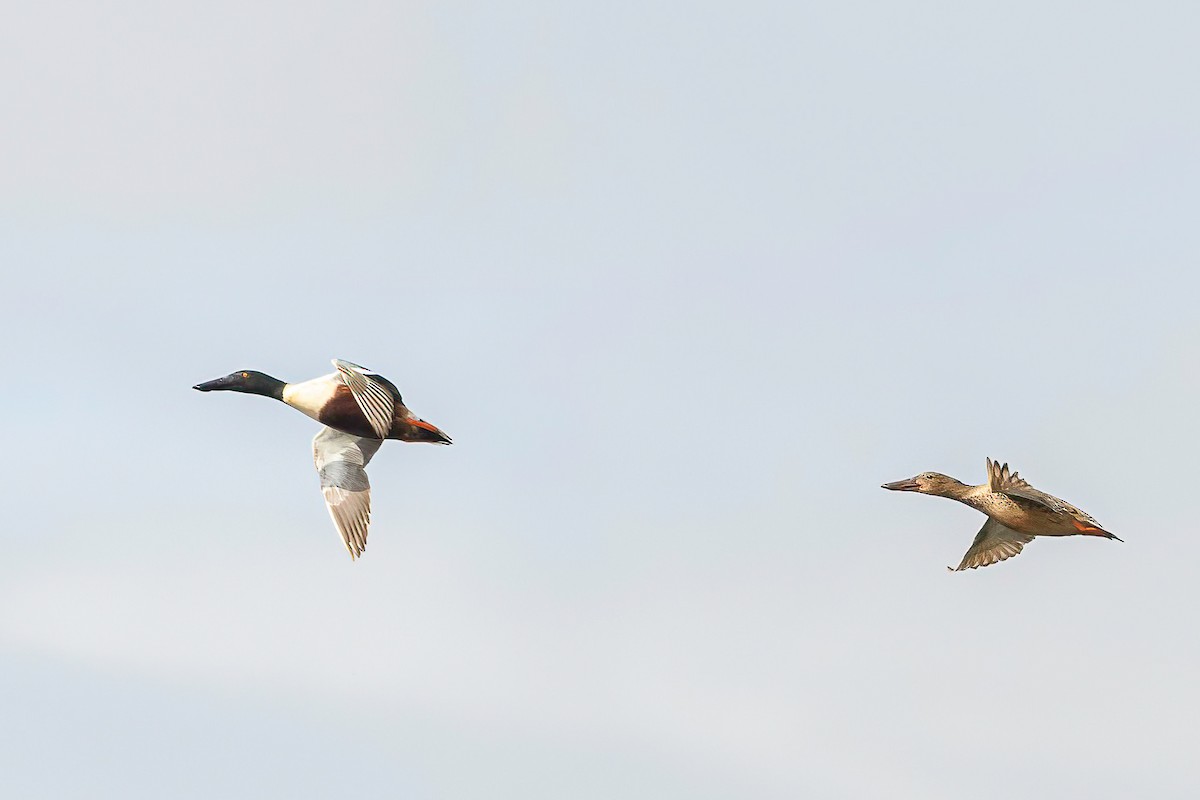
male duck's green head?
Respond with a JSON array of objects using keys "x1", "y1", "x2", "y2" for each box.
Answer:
[{"x1": 193, "y1": 370, "x2": 285, "y2": 400}]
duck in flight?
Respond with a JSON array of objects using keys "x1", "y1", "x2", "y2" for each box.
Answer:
[
  {"x1": 194, "y1": 359, "x2": 451, "y2": 560},
  {"x1": 882, "y1": 458, "x2": 1121, "y2": 571}
]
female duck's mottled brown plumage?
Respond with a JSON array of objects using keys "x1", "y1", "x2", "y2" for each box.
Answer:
[{"x1": 882, "y1": 458, "x2": 1121, "y2": 571}]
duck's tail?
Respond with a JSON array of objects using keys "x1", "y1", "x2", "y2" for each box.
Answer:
[
  {"x1": 398, "y1": 418, "x2": 453, "y2": 445},
  {"x1": 1072, "y1": 519, "x2": 1122, "y2": 541}
]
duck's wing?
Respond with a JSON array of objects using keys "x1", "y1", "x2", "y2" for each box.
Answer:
[
  {"x1": 985, "y1": 458, "x2": 1059, "y2": 509},
  {"x1": 950, "y1": 518, "x2": 1035, "y2": 571},
  {"x1": 333, "y1": 359, "x2": 397, "y2": 439},
  {"x1": 313, "y1": 426, "x2": 384, "y2": 560},
  {"x1": 985, "y1": 457, "x2": 1105, "y2": 527}
]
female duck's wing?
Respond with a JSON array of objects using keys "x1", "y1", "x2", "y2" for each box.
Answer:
[
  {"x1": 985, "y1": 458, "x2": 1060, "y2": 509},
  {"x1": 333, "y1": 359, "x2": 397, "y2": 440},
  {"x1": 313, "y1": 426, "x2": 383, "y2": 560},
  {"x1": 985, "y1": 457, "x2": 1107, "y2": 528},
  {"x1": 950, "y1": 518, "x2": 1035, "y2": 571}
]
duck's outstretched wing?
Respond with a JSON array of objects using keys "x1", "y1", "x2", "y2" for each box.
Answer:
[
  {"x1": 985, "y1": 457, "x2": 1106, "y2": 528},
  {"x1": 313, "y1": 426, "x2": 383, "y2": 560},
  {"x1": 985, "y1": 458, "x2": 1059, "y2": 508},
  {"x1": 950, "y1": 518, "x2": 1035, "y2": 571},
  {"x1": 333, "y1": 359, "x2": 397, "y2": 440}
]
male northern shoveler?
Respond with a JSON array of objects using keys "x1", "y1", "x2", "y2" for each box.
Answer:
[
  {"x1": 882, "y1": 458, "x2": 1121, "y2": 571},
  {"x1": 194, "y1": 358, "x2": 451, "y2": 560}
]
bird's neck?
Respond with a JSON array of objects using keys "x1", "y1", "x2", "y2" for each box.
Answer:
[
  {"x1": 248, "y1": 375, "x2": 287, "y2": 401},
  {"x1": 936, "y1": 480, "x2": 974, "y2": 502}
]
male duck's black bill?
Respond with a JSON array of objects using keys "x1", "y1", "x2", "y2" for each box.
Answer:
[
  {"x1": 194, "y1": 375, "x2": 238, "y2": 391},
  {"x1": 882, "y1": 477, "x2": 921, "y2": 491}
]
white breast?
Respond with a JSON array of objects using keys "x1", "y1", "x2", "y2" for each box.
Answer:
[{"x1": 282, "y1": 373, "x2": 341, "y2": 422}]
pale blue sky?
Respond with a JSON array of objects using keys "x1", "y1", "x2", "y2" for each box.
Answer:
[{"x1": 2, "y1": 1, "x2": 1198, "y2": 797}]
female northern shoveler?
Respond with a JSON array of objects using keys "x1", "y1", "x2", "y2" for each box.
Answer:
[
  {"x1": 194, "y1": 358, "x2": 451, "y2": 560},
  {"x1": 882, "y1": 458, "x2": 1121, "y2": 571}
]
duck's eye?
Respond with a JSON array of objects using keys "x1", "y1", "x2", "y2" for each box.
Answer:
[{"x1": 241, "y1": 372, "x2": 249, "y2": 378}]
